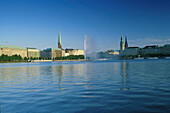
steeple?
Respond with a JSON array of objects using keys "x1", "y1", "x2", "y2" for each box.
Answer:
[
  {"x1": 121, "y1": 35, "x2": 123, "y2": 41},
  {"x1": 125, "y1": 35, "x2": 128, "y2": 49},
  {"x1": 120, "y1": 35, "x2": 124, "y2": 51},
  {"x1": 58, "y1": 30, "x2": 62, "y2": 49}
]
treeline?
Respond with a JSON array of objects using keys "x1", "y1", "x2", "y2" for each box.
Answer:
[
  {"x1": 120, "y1": 53, "x2": 170, "y2": 59},
  {"x1": 140, "y1": 53, "x2": 170, "y2": 58},
  {"x1": 0, "y1": 54, "x2": 23, "y2": 61},
  {"x1": 54, "y1": 55, "x2": 84, "y2": 60},
  {"x1": 0, "y1": 54, "x2": 40, "y2": 61},
  {"x1": 0, "y1": 54, "x2": 84, "y2": 62}
]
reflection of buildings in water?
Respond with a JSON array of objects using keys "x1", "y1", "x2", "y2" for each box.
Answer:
[
  {"x1": 26, "y1": 66, "x2": 40, "y2": 80},
  {"x1": 62, "y1": 64, "x2": 85, "y2": 76},
  {"x1": 50, "y1": 65, "x2": 63, "y2": 91},
  {"x1": 57, "y1": 65, "x2": 63, "y2": 90},
  {"x1": 0, "y1": 66, "x2": 40, "y2": 85},
  {"x1": 120, "y1": 62, "x2": 130, "y2": 90},
  {"x1": 56, "y1": 64, "x2": 85, "y2": 91},
  {"x1": 122, "y1": 62, "x2": 126, "y2": 81},
  {"x1": 74, "y1": 64, "x2": 85, "y2": 76}
]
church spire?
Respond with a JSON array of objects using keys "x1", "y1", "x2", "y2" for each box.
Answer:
[
  {"x1": 58, "y1": 30, "x2": 62, "y2": 49},
  {"x1": 125, "y1": 35, "x2": 128, "y2": 49},
  {"x1": 120, "y1": 35, "x2": 124, "y2": 51}
]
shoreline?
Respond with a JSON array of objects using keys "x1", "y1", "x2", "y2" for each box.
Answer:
[
  {"x1": 32, "y1": 59, "x2": 86, "y2": 62},
  {"x1": 1, "y1": 57, "x2": 170, "y2": 63},
  {"x1": 0, "y1": 59, "x2": 86, "y2": 63},
  {"x1": 0, "y1": 61, "x2": 29, "y2": 63}
]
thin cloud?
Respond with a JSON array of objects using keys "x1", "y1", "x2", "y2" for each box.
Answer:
[{"x1": 129, "y1": 38, "x2": 170, "y2": 47}]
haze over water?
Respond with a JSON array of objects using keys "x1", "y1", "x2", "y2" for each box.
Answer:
[{"x1": 1, "y1": 59, "x2": 170, "y2": 113}]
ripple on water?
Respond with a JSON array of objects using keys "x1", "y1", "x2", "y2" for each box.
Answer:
[{"x1": 1, "y1": 60, "x2": 170, "y2": 113}]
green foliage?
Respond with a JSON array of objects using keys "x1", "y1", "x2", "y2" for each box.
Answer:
[
  {"x1": 55, "y1": 55, "x2": 84, "y2": 60},
  {"x1": 0, "y1": 54, "x2": 23, "y2": 61},
  {"x1": 24, "y1": 57, "x2": 28, "y2": 60}
]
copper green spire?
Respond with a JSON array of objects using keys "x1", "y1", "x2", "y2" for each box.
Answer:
[
  {"x1": 125, "y1": 35, "x2": 128, "y2": 49},
  {"x1": 120, "y1": 35, "x2": 124, "y2": 51},
  {"x1": 121, "y1": 35, "x2": 123, "y2": 42},
  {"x1": 58, "y1": 30, "x2": 62, "y2": 49}
]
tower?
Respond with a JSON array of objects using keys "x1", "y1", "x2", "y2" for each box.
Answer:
[
  {"x1": 120, "y1": 35, "x2": 124, "y2": 51},
  {"x1": 58, "y1": 31, "x2": 62, "y2": 49},
  {"x1": 125, "y1": 35, "x2": 128, "y2": 49}
]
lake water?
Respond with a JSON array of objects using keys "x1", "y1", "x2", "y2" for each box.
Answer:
[{"x1": 0, "y1": 59, "x2": 170, "y2": 113}]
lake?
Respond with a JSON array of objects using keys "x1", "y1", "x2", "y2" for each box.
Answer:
[{"x1": 0, "y1": 59, "x2": 170, "y2": 113}]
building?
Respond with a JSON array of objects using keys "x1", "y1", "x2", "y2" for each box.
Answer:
[
  {"x1": 27, "y1": 47, "x2": 40, "y2": 58},
  {"x1": 108, "y1": 49, "x2": 120, "y2": 55},
  {"x1": 141, "y1": 45, "x2": 162, "y2": 55},
  {"x1": 0, "y1": 45, "x2": 27, "y2": 58},
  {"x1": 58, "y1": 31, "x2": 62, "y2": 49},
  {"x1": 65, "y1": 49, "x2": 84, "y2": 56},
  {"x1": 122, "y1": 47, "x2": 140, "y2": 56},
  {"x1": 98, "y1": 50, "x2": 119, "y2": 59},
  {"x1": 63, "y1": 52, "x2": 69, "y2": 57},
  {"x1": 40, "y1": 48, "x2": 63, "y2": 59},
  {"x1": 162, "y1": 44, "x2": 170, "y2": 55}
]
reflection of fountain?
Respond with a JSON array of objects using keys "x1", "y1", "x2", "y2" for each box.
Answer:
[{"x1": 84, "y1": 34, "x2": 97, "y2": 60}]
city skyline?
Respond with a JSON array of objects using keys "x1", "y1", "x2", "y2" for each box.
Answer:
[{"x1": 0, "y1": 0, "x2": 170, "y2": 51}]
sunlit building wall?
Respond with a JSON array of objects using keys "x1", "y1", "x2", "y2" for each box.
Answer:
[
  {"x1": 40, "y1": 48, "x2": 62, "y2": 59},
  {"x1": 0, "y1": 45, "x2": 27, "y2": 58},
  {"x1": 65, "y1": 49, "x2": 84, "y2": 56},
  {"x1": 122, "y1": 47, "x2": 140, "y2": 56},
  {"x1": 98, "y1": 50, "x2": 119, "y2": 59},
  {"x1": 27, "y1": 48, "x2": 40, "y2": 58}
]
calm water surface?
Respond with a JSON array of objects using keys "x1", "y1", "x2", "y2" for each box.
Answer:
[{"x1": 0, "y1": 60, "x2": 170, "y2": 113}]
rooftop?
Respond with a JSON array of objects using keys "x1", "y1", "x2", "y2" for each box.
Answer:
[
  {"x1": 0, "y1": 45, "x2": 26, "y2": 49},
  {"x1": 128, "y1": 47, "x2": 140, "y2": 49},
  {"x1": 43, "y1": 48, "x2": 61, "y2": 52},
  {"x1": 143, "y1": 45, "x2": 159, "y2": 49},
  {"x1": 108, "y1": 49, "x2": 120, "y2": 52},
  {"x1": 26, "y1": 47, "x2": 37, "y2": 49}
]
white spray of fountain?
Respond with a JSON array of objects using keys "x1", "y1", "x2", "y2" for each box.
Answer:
[{"x1": 84, "y1": 34, "x2": 98, "y2": 60}]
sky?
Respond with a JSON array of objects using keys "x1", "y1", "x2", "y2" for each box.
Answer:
[{"x1": 0, "y1": 0, "x2": 170, "y2": 51}]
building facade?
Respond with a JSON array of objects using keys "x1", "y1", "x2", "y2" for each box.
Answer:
[
  {"x1": 40, "y1": 48, "x2": 63, "y2": 59},
  {"x1": 27, "y1": 47, "x2": 40, "y2": 58},
  {"x1": 98, "y1": 50, "x2": 119, "y2": 59},
  {"x1": 162, "y1": 44, "x2": 170, "y2": 55},
  {"x1": 0, "y1": 45, "x2": 27, "y2": 58},
  {"x1": 65, "y1": 49, "x2": 84, "y2": 56},
  {"x1": 122, "y1": 47, "x2": 140, "y2": 56},
  {"x1": 141, "y1": 45, "x2": 162, "y2": 55}
]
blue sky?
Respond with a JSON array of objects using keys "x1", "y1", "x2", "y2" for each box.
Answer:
[{"x1": 0, "y1": 0, "x2": 170, "y2": 51}]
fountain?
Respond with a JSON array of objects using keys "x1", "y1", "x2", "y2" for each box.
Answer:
[{"x1": 84, "y1": 34, "x2": 97, "y2": 60}]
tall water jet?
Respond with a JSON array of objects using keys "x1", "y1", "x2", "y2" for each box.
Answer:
[{"x1": 84, "y1": 34, "x2": 97, "y2": 60}]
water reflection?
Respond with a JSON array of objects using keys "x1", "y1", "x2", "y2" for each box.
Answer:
[
  {"x1": 1, "y1": 60, "x2": 170, "y2": 113},
  {"x1": 57, "y1": 65, "x2": 63, "y2": 90},
  {"x1": 0, "y1": 66, "x2": 40, "y2": 85},
  {"x1": 120, "y1": 61, "x2": 130, "y2": 90}
]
